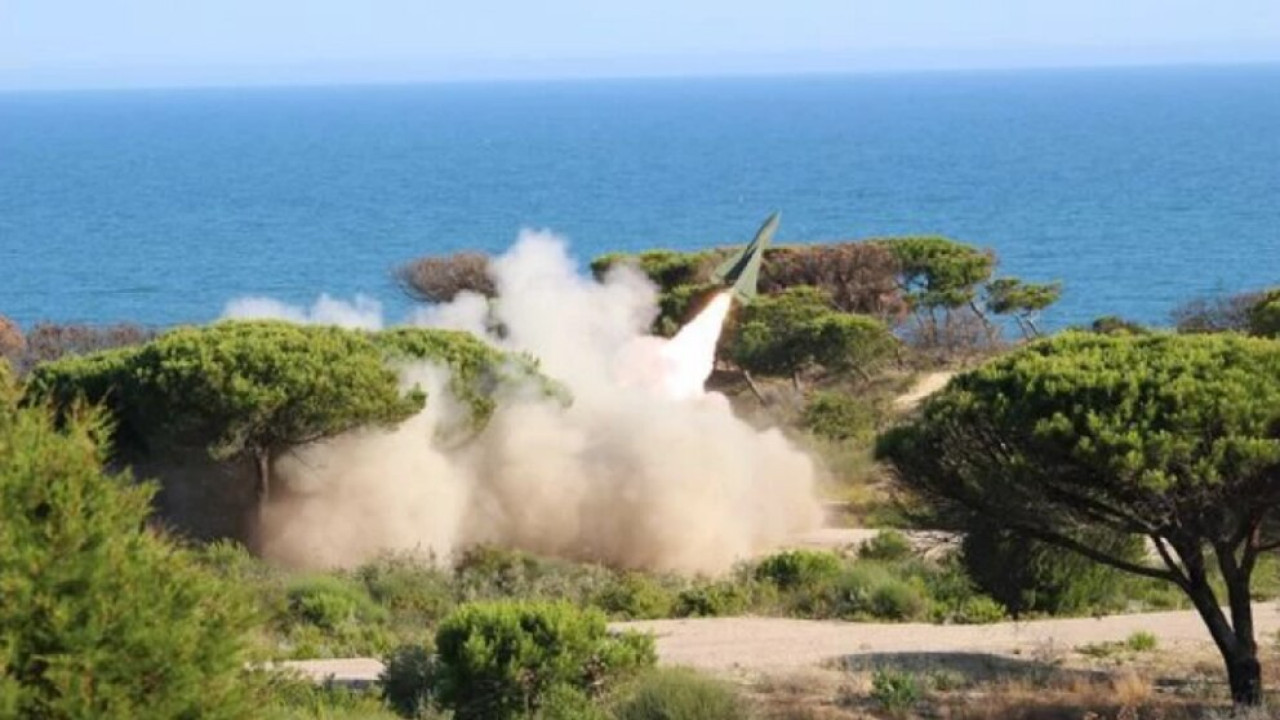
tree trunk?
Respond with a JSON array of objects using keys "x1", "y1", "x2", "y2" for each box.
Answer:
[
  {"x1": 1184, "y1": 575, "x2": 1262, "y2": 706},
  {"x1": 254, "y1": 447, "x2": 271, "y2": 506}
]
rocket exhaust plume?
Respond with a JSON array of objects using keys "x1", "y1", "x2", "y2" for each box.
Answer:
[{"x1": 227, "y1": 231, "x2": 822, "y2": 574}]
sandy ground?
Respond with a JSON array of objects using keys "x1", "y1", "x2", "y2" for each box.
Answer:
[
  {"x1": 284, "y1": 604, "x2": 1280, "y2": 684},
  {"x1": 892, "y1": 371, "x2": 955, "y2": 411},
  {"x1": 616, "y1": 604, "x2": 1280, "y2": 672}
]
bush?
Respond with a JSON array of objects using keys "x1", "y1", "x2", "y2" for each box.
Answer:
[
  {"x1": 287, "y1": 576, "x2": 388, "y2": 631},
  {"x1": 612, "y1": 668, "x2": 748, "y2": 720},
  {"x1": 381, "y1": 644, "x2": 437, "y2": 718},
  {"x1": 0, "y1": 399, "x2": 255, "y2": 717},
  {"x1": 954, "y1": 596, "x2": 1007, "y2": 625},
  {"x1": 869, "y1": 580, "x2": 927, "y2": 621},
  {"x1": 754, "y1": 550, "x2": 843, "y2": 591},
  {"x1": 593, "y1": 573, "x2": 677, "y2": 620},
  {"x1": 432, "y1": 600, "x2": 655, "y2": 720},
  {"x1": 674, "y1": 581, "x2": 751, "y2": 618},
  {"x1": 729, "y1": 287, "x2": 896, "y2": 380},
  {"x1": 800, "y1": 391, "x2": 878, "y2": 442},
  {"x1": 870, "y1": 669, "x2": 921, "y2": 717},
  {"x1": 959, "y1": 523, "x2": 1143, "y2": 617},
  {"x1": 857, "y1": 530, "x2": 913, "y2": 562},
  {"x1": 1126, "y1": 631, "x2": 1158, "y2": 652},
  {"x1": 357, "y1": 555, "x2": 455, "y2": 625}
]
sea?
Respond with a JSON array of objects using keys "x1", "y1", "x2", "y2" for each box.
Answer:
[{"x1": 1, "y1": 64, "x2": 1277, "y2": 330}]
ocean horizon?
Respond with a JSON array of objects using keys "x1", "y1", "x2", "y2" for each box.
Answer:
[{"x1": 2, "y1": 64, "x2": 1277, "y2": 329}]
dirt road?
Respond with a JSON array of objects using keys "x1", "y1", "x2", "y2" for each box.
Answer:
[
  {"x1": 616, "y1": 604, "x2": 1280, "y2": 672},
  {"x1": 285, "y1": 604, "x2": 1280, "y2": 683}
]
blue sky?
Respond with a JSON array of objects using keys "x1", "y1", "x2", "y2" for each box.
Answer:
[{"x1": 2, "y1": 0, "x2": 1279, "y2": 89}]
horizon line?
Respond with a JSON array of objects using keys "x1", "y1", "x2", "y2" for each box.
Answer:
[{"x1": 2, "y1": 55, "x2": 1278, "y2": 95}]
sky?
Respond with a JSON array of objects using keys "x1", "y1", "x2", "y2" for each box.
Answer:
[{"x1": 2, "y1": 0, "x2": 1279, "y2": 90}]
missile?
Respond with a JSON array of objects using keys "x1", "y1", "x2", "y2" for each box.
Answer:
[{"x1": 711, "y1": 212, "x2": 779, "y2": 304}]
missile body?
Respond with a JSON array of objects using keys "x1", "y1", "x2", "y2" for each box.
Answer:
[{"x1": 710, "y1": 212, "x2": 779, "y2": 304}]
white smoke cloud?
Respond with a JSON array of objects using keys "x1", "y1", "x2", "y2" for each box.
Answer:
[
  {"x1": 225, "y1": 230, "x2": 822, "y2": 574},
  {"x1": 223, "y1": 293, "x2": 384, "y2": 330}
]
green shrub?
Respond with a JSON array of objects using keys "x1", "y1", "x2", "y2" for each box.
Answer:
[
  {"x1": 381, "y1": 644, "x2": 437, "y2": 719},
  {"x1": 287, "y1": 575, "x2": 387, "y2": 631},
  {"x1": 729, "y1": 287, "x2": 896, "y2": 380},
  {"x1": 612, "y1": 668, "x2": 748, "y2": 720},
  {"x1": 675, "y1": 581, "x2": 751, "y2": 617},
  {"x1": 954, "y1": 595, "x2": 1007, "y2": 625},
  {"x1": 800, "y1": 391, "x2": 878, "y2": 442},
  {"x1": 869, "y1": 580, "x2": 927, "y2": 621},
  {"x1": 870, "y1": 669, "x2": 921, "y2": 716},
  {"x1": 357, "y1": 555, "x2": 455, "y2": 623},
  {"x1": 594, "y1": 573, "x2": 677, "y2": 620},
  {"x1": 1248, "y1": 290, "x2": 1280, "y2": 338},
  {"x1": 959, "y1": 522, "x2": 1143, "y2": 617},
  {"x1": 754, "y1": 550, "x2": 843, "y2": 591},
  {"x1": 0, "y1": 400, "x2": 255, "y2": 718},
  {"x1": 262, "y1": 674, "x2": 399, "y2": 720},
  {"x1": 1126, "y1": 631, "x2": 1158, "y2": 652},
  {"x1": 432, "y1": 600, "x2": 655, "y2": 720},
  {"x1": 857, "y1": 530, "x2": 913, "y2": 562}
]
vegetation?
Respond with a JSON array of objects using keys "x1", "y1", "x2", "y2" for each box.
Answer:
[
  {"x1": 0, "y1": 373, "x2": 255, "y2": 718},
  {"x1": 878, "y1": 332, "x2": 1280, "y2": 705},
  {"x1": 28, "y1": 321, "x2": 425, "y2": 505},
  {"x1": 959, "y1": 522, "x2": 1149, "y2": 618},
  {"x1": 612, "y1": 668, "x2": 747, "y2": 720},
  {"x1": 430, "y1": 601, "x2": 655, "y2": 719},
  {"x1": 728, "y1": 286, "x2": 898, "y2": 383},
  {"x1": 395, "y1": 251, "x2": 497, "y2": 303}
]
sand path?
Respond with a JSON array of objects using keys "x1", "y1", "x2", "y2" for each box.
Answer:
[{"x1": 283, "y1": 604, "x2": 1280, "y2": 683}]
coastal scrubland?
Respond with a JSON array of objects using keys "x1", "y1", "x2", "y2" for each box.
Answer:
[{"x1": 5, "y1": 236, "x2": 1280, "y2": 716}]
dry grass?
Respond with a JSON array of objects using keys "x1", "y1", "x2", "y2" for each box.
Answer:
[{"x1": 743, "y1": 650, "x2": 1262, "y2": 720}]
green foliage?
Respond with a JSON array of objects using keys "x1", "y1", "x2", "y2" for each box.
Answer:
[
  {"x1": 612, "y1": 668, "x2": 748, "y2": 720},
  {"x1": 959, "y1": 523, "x2": 1143, "y2": 617},
  {"x1": 857, "y1": 530, "x2": 913, "y2": 562},
  {"x1": 381, "y1": 644, "x2": 437, "y2": 718},
  {"x1": 432, "y1": 600, "x2": 655, "y2": 720},
  {"x1": 373, "y1": 327, "x2": 569, "y2": 431},
  {"x1": 261, "y1": 674, "x2": 402, "y2": 720},
  {"x1": 869, "y1": 580, "x2": 927, "y2": 620},
  {"x1": 878, "y1": 331, "x2": 1280, "y2": 705},
  {"x1": 590, "y1": 249, "x2": 718, "y2": 291},
  {"x1": 729, "y1": 287, "x2": 896, "y2": 379},
  {"x1": 800, "y1": 390, "x2": 879, "y2": 442},
  {"x1": 1127, "y1": 631, "x2": 1158, "y2": 652},
  {"x1": 287, "y1": 576, "x2": 389, "y2": 631},
  {"x1": 27, "y1": 321, "x2": 425, "y2": 486},
  {"x1": 877, "y1": 236, "x2": 994, "y2": 310},
  {"x1": 1247, "y1": 289, "x2": 1280, "y2": 338},
  {"x1": 1084, "y1": 315, "x2": 1149, "y2": 335},
  {"x1": 754, "y1": 550, "x2": 843, "y2": 591},
  {"x1": 954, "y1": 595, "x2": 1007, "y2": 625},
  {"x1": 870, "y1": 668, "x2": 922, "y2": 716},
  {"x1": 0, "y1": 400, "x2": 255, "y2": 718},
  {"x1": 593, "y1": 573, "x2": 677, "y2": 620},
  {"x1": 985, "y1": 277, "x2": 1062, "y2": 338},
  {"x1": 878, "y1": 332, "x2": 1280, "y2": 549},
  {"x1": 674, "y1": 581, "x2": 753, "y2": 618}
]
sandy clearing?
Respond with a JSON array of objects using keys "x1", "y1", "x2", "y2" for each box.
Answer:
[
  {"x1": 616, "y1": 604, "x2": 1280, "y2": 672},
  {"x1": 286, "y1": 604, "x2": 1280, "y2": 684},
  {"x1": 892, "y1": 371, "x2": 955, "y2": 411},
  {"x1": 273, "y1": 657, "x2": 386, "y2": 685}
]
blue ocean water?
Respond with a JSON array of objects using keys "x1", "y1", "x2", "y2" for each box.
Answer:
[{"x1": 1, "y1": 65, "x2": 1277, "y2": 329}]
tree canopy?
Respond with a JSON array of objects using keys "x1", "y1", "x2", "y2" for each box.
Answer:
[
  {"x1": 728, "y1": 287, "x2": 898, "y2": 383},
  {"x1": 877, "y1": 332, "x2": 1280, "y2": 705},
  {"x1": 0, "y1": 386, "x2": 255, "y2": 717}
]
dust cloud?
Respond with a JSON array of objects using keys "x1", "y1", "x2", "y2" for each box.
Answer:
[{"x1": 224, "y1": 231, "x2": 822, "y2": 574}]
